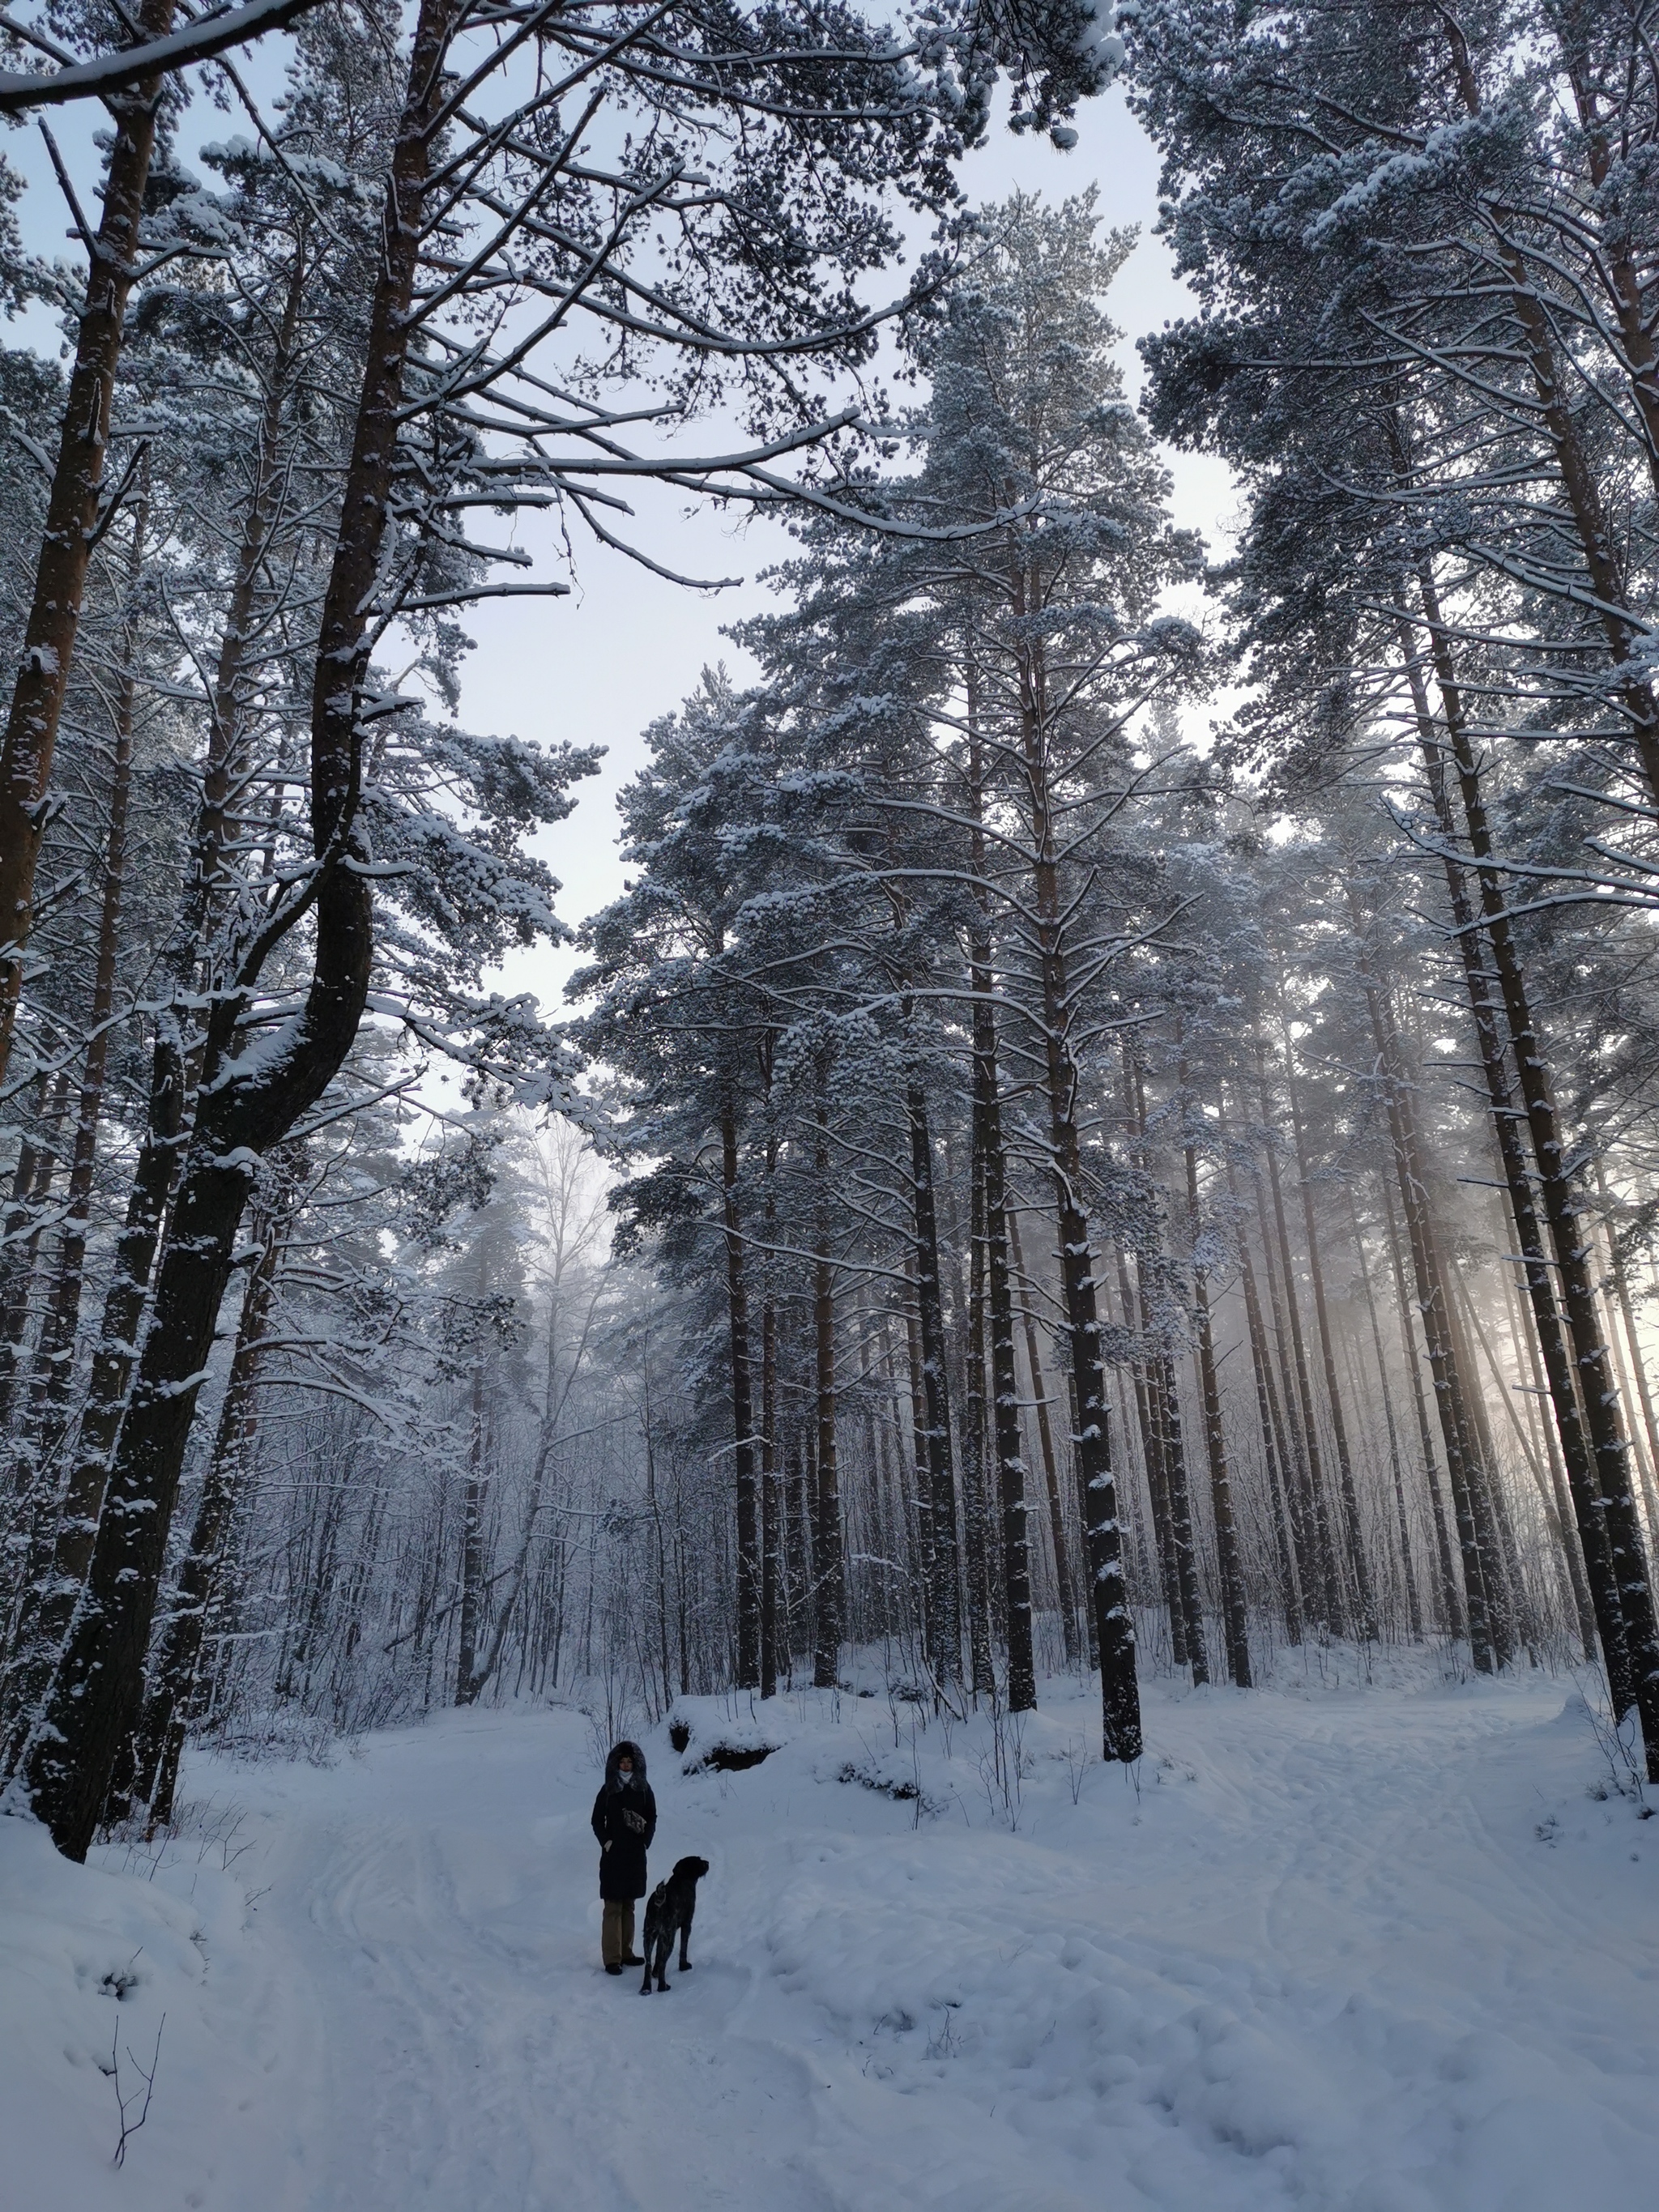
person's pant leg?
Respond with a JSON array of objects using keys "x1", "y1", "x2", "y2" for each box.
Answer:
[{"x1": 602, "y1": 1899, "x2": 626, "y2": 1966}]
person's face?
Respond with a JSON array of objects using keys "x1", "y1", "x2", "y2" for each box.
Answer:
[{"x1": 618, "y1": 1758, "x2": 633, "y2": 1779}]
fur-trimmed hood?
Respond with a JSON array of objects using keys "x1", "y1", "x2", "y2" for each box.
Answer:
[{"x1": 603, "y1": 1740, "x2": 647, "y2": 1792}]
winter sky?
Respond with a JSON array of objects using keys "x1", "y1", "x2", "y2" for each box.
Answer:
[{"x1": 2, "y1": 65, "x2": 1235, "y2": 1007}]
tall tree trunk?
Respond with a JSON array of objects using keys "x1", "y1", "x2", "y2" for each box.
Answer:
[
  {"x1": 19, "y1": 482, "x2": 149, "y2": 1477},
  {"x1": 132, "y1": 1198, "x2": 284, "y2": 1823},
  {"x1": 1151, "y1": 1340, "x2": 1208, "y2": 1684},
  {"x1": 812, "y1": 1110, "x2": 842, "y2": 1690},
  {"x1": 646, "y1": 1370, "x2": 674, "y2": 1714},
  {"x1": 0, "y1": 0, "x2": 179, "y2": 1089},
  {"x1": 758, "y1": 1101, "x2": 780, "y2": 1702},
  {"x1": 1009, "y1": 1207, "x2": 1080, "y2": 1669},
  {"x1": 1129, "y1": 1251, "x2": 1183, "y2": 1667},
  {"x1": 760, "y1": 1288, "x2": 780, "y2": 1702},
  {"x1": 962, "y1": 1129, "x2": 996, "y2": 1698},
  {"x1": 1183, "y1": 1121, "x2": 1251, "y2": 1686},
  {"x1": 1399, "y1": 631, "x2": 1612, "y2": 1667},
  {"x1": 1456, "y1": 1268, "x2": 1582, "y2": 1633},
  {"x1": 454, "y1": 1351, "x2": 488, "y2": 1705},
  {"x1": 0, "y1": 1076, "x2": 69, "y2": 1460},
  {"x1": 1243, "y1": 1156, "x2": 1316, "y2": 1622},
  {"x1": 1349, "y1": 1193, "x2": 1423, "y2": 1641},
  {"x1": 1503, "y1": 1200, "x2": 1597, "y2": 1652},
  {"x1": 20, "y1": 0, "x2": 456, "y2": 1858},
  {"x1": 1281, "y1": 1025, "x2": 1374, "y2": 1639},
  {"x1": 2, "y1": 262, "x2": 311, "y2": 1758},
  {"x1": 1363, "y1": 974, "x2": 1496, "y2": 1671},
  {"x1": 908, "y1": 1085, "x2": 962, "y2": 1686},
  {"x1": 722, "y1": 1095, "x2": 761, "y2": 1691},
  {"x1": 1443, "y1": 1287, "x2": 1522, "y2": 1661},
  {"x1": 1253, "y1": 1040, "x2": 1341, "y2": 1630},
  {"x1": 1016, "y1": 645, "x2": 1138, "y2": 1760},
  {"x1": 1409, "y1": 577, "x2": 1658, "y2": 1755},
  {"x1": 0, "y1": 1060, "x2": 184, "y2": 1766},
  {"x1": 1119, "y1": 1063, "x2": 1183, "y2": 1663},
  {"x1": 966, "y1": 708, "x2": 1036, "y2": 1706},
  {"x1": 786, "y1": 1426, "x2": 810, "y2": 1669},
  {"x1": 1378, "y1": 1170, "x2": 1464, "y2": 1637},
  {"x1": 1113, "y1": 1245, "x2": 1175, "y2": 1659},
  {"x1": 1593, "y1": 1161, "x2": 1659, "y2": 1542},
  {"x1": 0, "y1": 1079, "x2": 58, "y2": 1442},
  {"x1": 1128, "y1": 1061, "x2": 1205, "y2": 1677},
  {"x1": 985, "y1": 1189, "x2": 1035, "y2": 1707},
  {"x1": 1222, "y1": 1146, "x2": 1303, "y2": 1642},
  {"x1": 902, "y1": 1265, "x2": 933, "y2": 1631}
]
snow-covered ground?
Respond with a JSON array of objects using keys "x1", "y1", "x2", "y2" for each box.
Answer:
[{"x1": 4, "y1": 1660, "x2": 1656, "y2": 2211}]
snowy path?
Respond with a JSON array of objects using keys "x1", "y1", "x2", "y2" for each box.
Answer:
[
  {"x1": 6, "y1": 1667, "x2": 1657, "y2": 2211},
  {"x1": 256, "y1": 1720, "x2": 835, "y2": 2212}
]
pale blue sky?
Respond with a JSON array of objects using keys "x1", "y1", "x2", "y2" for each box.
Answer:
[{"x1": 2, "y1": 62, "x2": 1235, "y2": 1009}]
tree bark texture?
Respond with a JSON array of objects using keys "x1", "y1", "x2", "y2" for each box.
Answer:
[
  {"x1": 812, "y1": 1115, "x2": 842, "y2": 1689},
  {"x1": 1222, "y1": 1147, "x2": 1303, "y2": 1643},
  {"x1": 22, "y1": 0, "x2": 458, "y2": 1855},
  {"x1": 1349, "y1": 1194, "x2": 1423, "y2": 1642},
  {"x1": 1253, "y1": 1042, "x2": 1341, "y2": 1630},
  {"x1": 133, "y1": 1202, "x2": 283, "y2": 1823},
  {"x1": 1184, "y1": 1130, "x2": 1251, "y2": 1685},
  {"x1": 908, "y1": 1085, "x2": 962, "y2": 1686},
  {"x1": 722, "y1": 1096, "x2": 761, "y2": 1690},
  {"x1": 1282, "y1": 1029, "x2": 1375, "y2": 1639},
  {"x1": 1412, "y1": 583, "x2": 1659, "y2": 1758},
  {"x1": 1009, "y1": 1206, "x2": 1079, "y2": 1669},
  {"x1": 1363, "y1": 977, "x2": 1497, "y2": 1671},
  {"x1": 0, "y1": 0, "x2": 178, "y2": 1087},
  {"x1": 1400, "y1": 649, "x2": 1618, "y2": 1673},
  {"x1": 966, "y1": 799, "x2": 1035, "y2": 1705}
]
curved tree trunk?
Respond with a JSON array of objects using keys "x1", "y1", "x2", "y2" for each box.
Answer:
[{"x1": 20, "y1": 0, "x2": 458, "y2": 1857}]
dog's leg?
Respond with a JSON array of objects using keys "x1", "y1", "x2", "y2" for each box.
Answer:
[
  {"x1": 679, "y1": 1900, "x2": 695, "y2": 1970},
  {"x1": 639, "y1": 1941, "x2": 655, "y2": 1996}
]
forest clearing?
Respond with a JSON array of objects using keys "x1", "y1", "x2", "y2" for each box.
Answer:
[
  {"x1": 2, "y1": 0, "x2": 1659, "y2": 2201},
  {"x1": 6, "y1": 1666, "x2": 1656, "y2": 2212}
]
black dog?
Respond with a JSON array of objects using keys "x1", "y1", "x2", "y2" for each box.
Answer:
[{"x1": 639, "y1": 1856, "x2": 709, "y2": 1993}]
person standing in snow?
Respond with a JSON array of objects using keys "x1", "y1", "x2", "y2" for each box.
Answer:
[{"x1": 591, "y1": 1741, "x2": 656, "y2": 1974}]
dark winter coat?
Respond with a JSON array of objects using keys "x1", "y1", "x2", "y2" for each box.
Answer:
[{"x1": 591, "y1": 1740, "x2": 657, "y2": 1900}]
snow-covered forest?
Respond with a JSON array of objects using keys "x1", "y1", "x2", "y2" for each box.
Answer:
[{"x1": 1, "y1": 0, "x2": 1657, "y2": 2203}]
